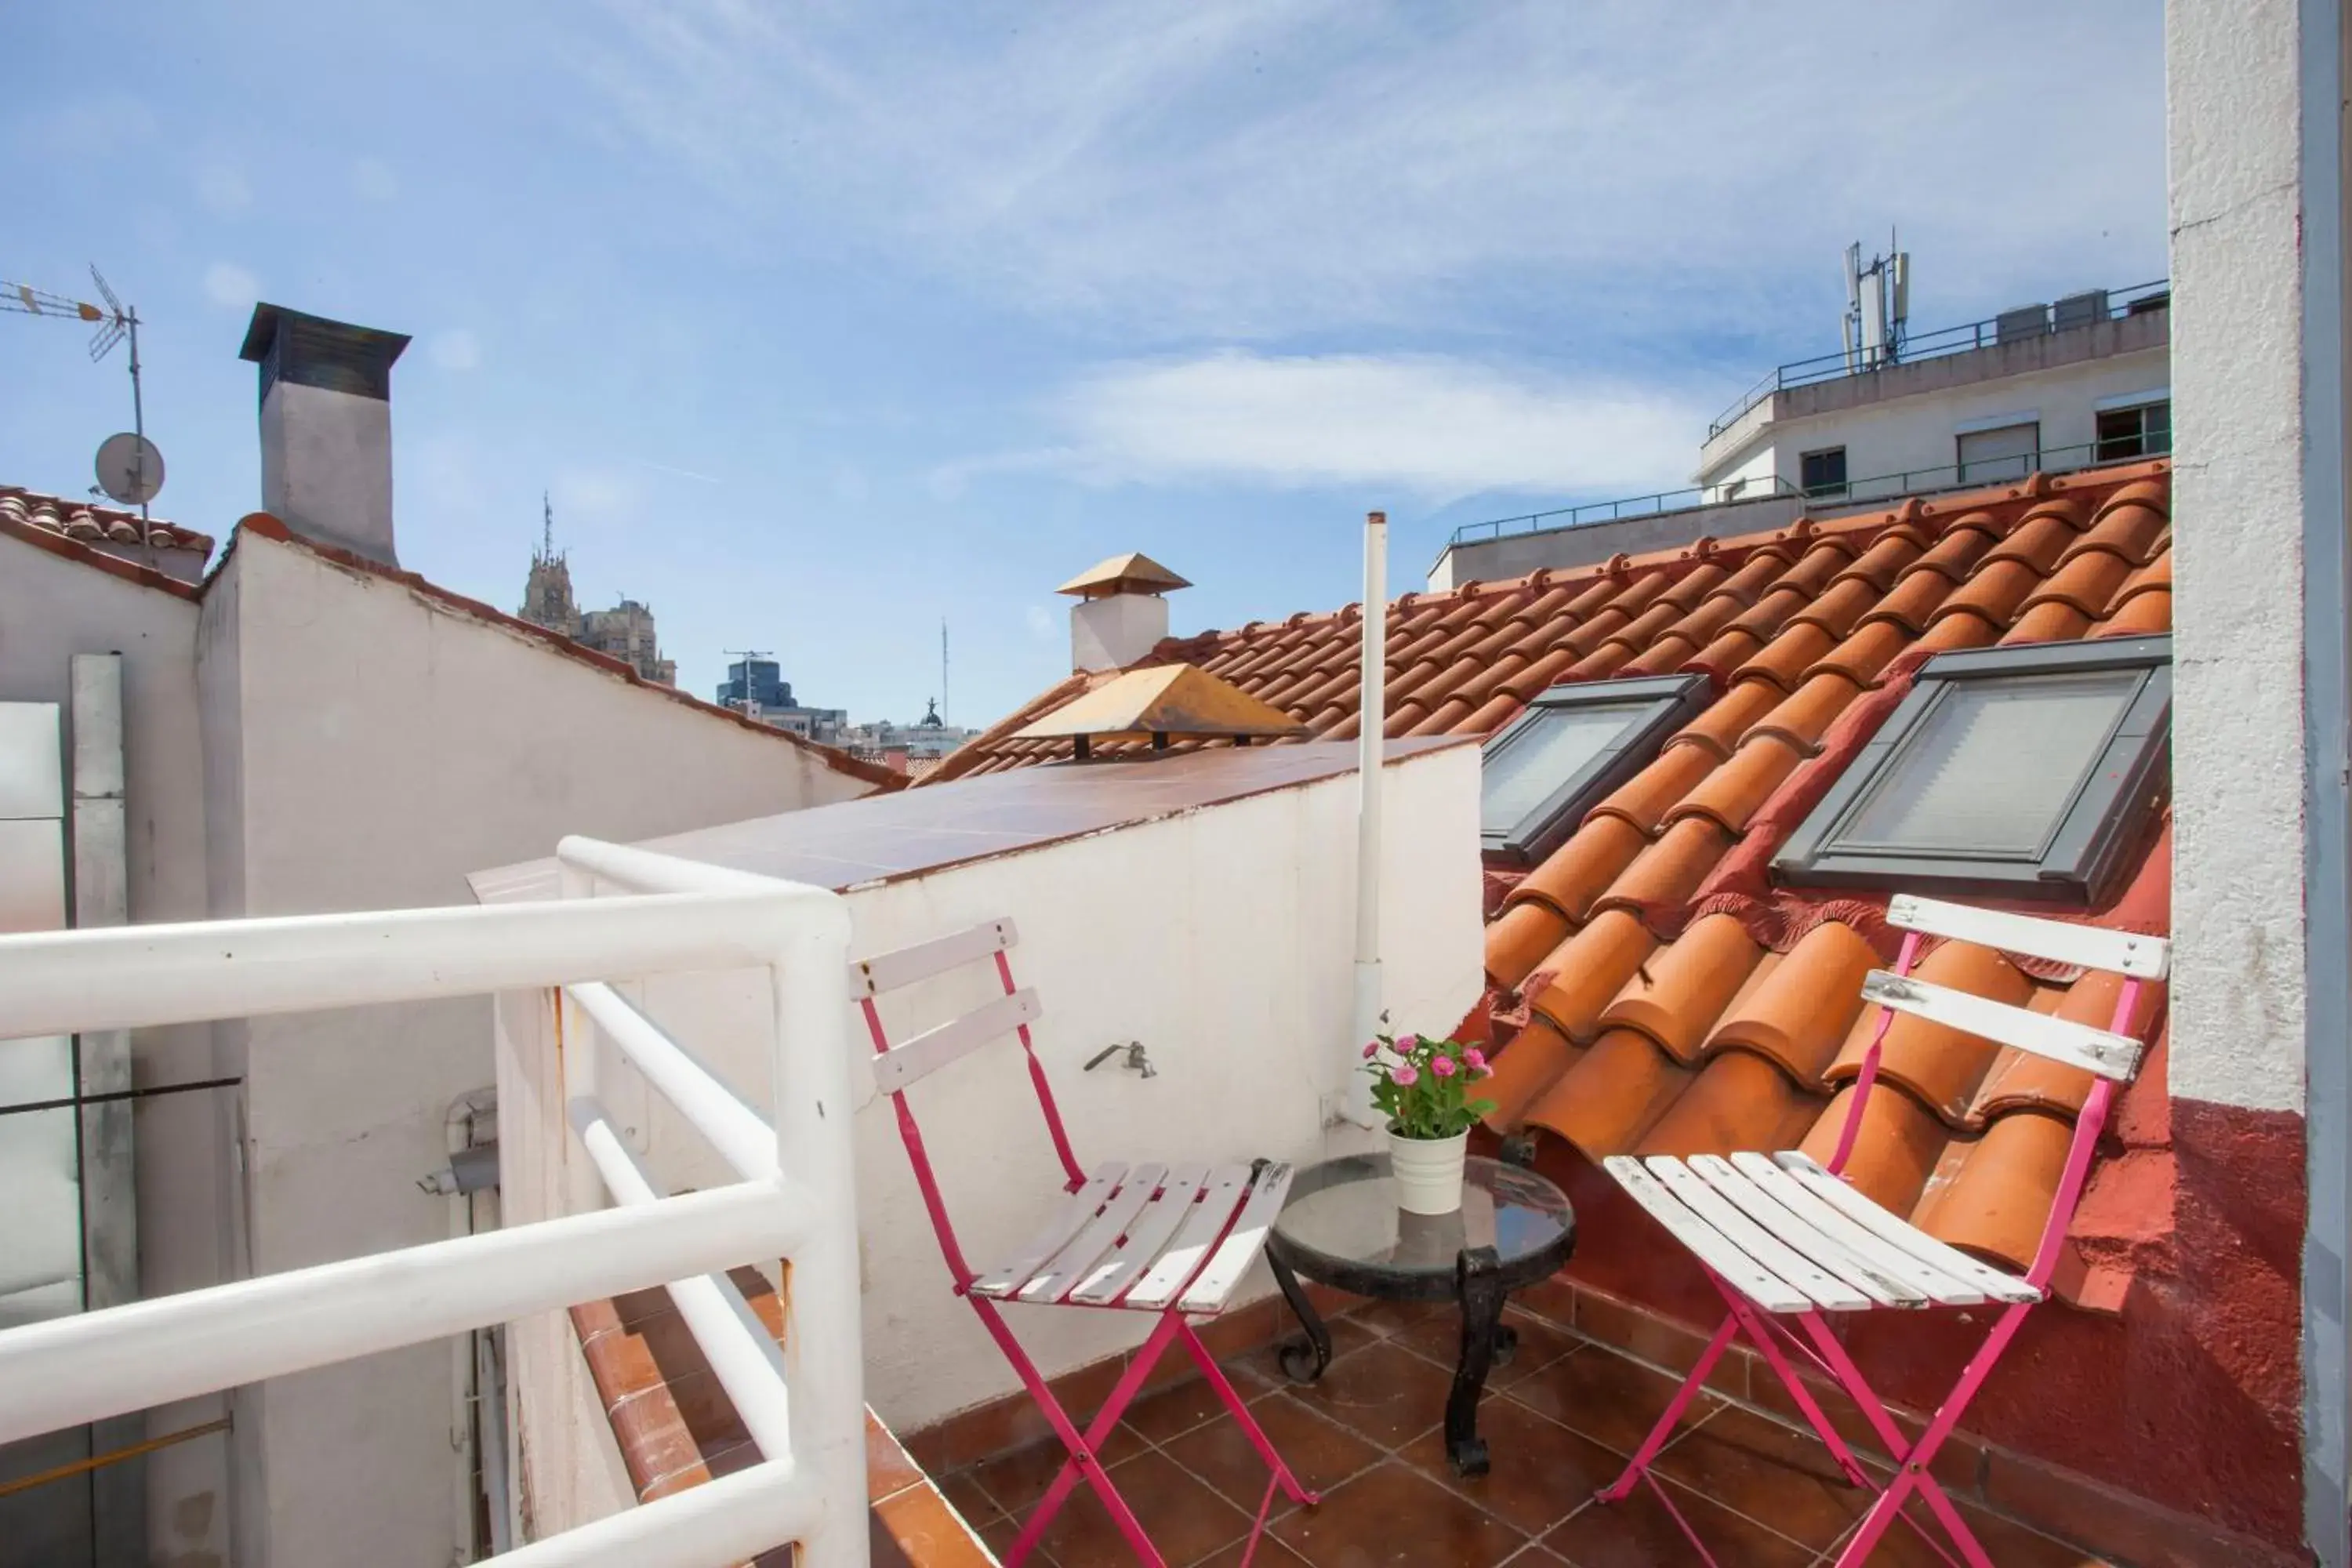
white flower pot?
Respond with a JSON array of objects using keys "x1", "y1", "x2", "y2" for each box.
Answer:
[{"x1": 1388, "y1": 1128, "x2": 1469, "y2": 1216}]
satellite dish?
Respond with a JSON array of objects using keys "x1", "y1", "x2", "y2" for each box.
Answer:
[{"x1": 94, "y1": 432, "x2": 164, "y2": 506}]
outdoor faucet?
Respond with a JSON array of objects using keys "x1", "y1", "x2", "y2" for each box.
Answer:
[{"x1": 1084, "y1": 1041, "x2": 1156, "y2": 1079}]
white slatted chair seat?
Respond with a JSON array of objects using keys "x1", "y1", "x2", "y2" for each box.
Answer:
[
  {"x1": 970, "y1": 1160, "x2": 1294, "y2": 1316},
  {"x1": 1595, "y1": 895, "x2": 2170, "y2": 1568},
  {"x1": 1603, "y1": 1150, "x2": 2041, "y2": 1315}
]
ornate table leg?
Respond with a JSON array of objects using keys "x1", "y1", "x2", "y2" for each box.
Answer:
[
  {"x1": 1266, "y1": 1247, "x2": 1332, "y2": 1384},
  {"x1": 1446, "y1": 1246, "x2": 1507, "y2": 1475}
]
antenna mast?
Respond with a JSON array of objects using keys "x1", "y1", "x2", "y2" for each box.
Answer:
[
  {"x1": 1841, "y1": 235, "x2": 1911, "y2": 374},
  {"x1": 2, "y1": 266, "x2": 151, "y2": 521},
  {"x1": 540, "y1": 491, "x2": 556, "y2": 561}
]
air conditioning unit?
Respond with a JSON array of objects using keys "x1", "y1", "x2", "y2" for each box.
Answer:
[
  {"x1": 2053, "y1": 290, "x2": 2110, "y2": 331},
  {"x1": 1996, "y1": 304, "x2": 2051, "y2": 344}
]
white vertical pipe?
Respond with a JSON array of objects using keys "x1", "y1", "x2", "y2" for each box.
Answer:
[
  {"x1": 1345, "y1": 510, "x2": 1389, "y2": 1127},
  {"x1": 768, "y1": 897, "x2": 870, "y2": 1568}
]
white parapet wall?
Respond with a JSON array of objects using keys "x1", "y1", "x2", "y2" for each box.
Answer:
[{"x1": 492, "y1": 740, "x2": 1483, "y2": 1528}]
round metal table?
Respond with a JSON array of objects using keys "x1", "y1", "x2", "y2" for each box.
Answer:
[{"x1": 1261, "y1": 1152, "x2": 1577, "y2": 1476}]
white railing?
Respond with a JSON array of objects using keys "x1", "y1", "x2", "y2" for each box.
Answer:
[{"x1": 0, "y1": 835, "x2": 869, "y2": 1568}]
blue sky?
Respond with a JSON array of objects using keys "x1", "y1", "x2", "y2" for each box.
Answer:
[{"x1": 5, "y1": 2, "x2": 2166, "y2": 727}]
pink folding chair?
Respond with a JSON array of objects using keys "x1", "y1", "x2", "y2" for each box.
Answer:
[
  {"x1": 1595, "y1": 893, "x2": 2169, "y2": 1567},
  {"x1": 851, "y1": 916, "x2": 1319, "y2": 1567}
]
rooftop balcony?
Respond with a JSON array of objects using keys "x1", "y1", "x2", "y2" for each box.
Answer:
[{"x1": 0, "y1": 734, "x2": 2245, "y2": 1566}]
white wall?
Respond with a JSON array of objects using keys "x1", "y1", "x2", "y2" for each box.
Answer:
[
  {"x1": 1700, "y1": 347, "x2": 2169, "y2": 495},
  {"x1": 492, "y1": 742, "x2": 1483, "y2": 1534},
  {"x1": 0, "y1": 530, "x2": 235, "y2": 1567},
  {"x1": 2168, "y1": 0, "x2": 2309, "y2": 1115},
  {"x1": 197, "y1": 529, "x2": 881, "y2": 1568}
]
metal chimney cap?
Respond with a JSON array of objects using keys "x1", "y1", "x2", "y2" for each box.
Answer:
[{"x1": 239, "y1": 303, "x2": 411, "y2": 404}]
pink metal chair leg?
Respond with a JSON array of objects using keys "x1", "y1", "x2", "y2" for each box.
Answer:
[
  {"x1": 989, "y1": 1307, "x2": 1181, "y2": 1568},
  {"x1": 1177, "y1": 1323, "x2": 1319, "y2": 1507},
  {"x1": 1595, "y1": 1306, "x2": 1743, "y2": 1503}
]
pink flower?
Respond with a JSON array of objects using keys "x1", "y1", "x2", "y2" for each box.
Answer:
[
  {"x1": 1363, "y1": 1040, "x2": 1381, "y2": 1059},
  {"x1": 1395, "y1": 1033, "x2": 1421, "y2": 1053},
  {"x1": 1392, "y1": 1063, "x2": 1420, "y2": 1088},
  {"x1": 1464, "y1": 1048, "x2": 1487, "y2": 1072},
  {"x1": 1431, "y1": 1054, "x2": 1458, "y2": 1078}
]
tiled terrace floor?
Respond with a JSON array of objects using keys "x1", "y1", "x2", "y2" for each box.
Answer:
[{"x1": 935, "y1": 1296, "x2": 2117, "y2": 1568}]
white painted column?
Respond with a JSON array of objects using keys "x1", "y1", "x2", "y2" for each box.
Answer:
[{"x1": 1344, "y1": 512, "x2": 1389, "y2": 1127}]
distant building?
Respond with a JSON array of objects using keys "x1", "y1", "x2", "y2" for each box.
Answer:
[
  {"x1": 839, "y1": 699, "x2": 979, "y2": 775},
  {"x1": 517, "y1": 503, "x2": 677, "y2": 686},
  {"x1": 718, "y1": 656, "x2": 847, "y2": 745}
]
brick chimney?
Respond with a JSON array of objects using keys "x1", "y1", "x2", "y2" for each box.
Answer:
[
  {"x1": 239, "y1": 304, "x2": 411, "y2": 566},
  {"x1": 1056, "y1": 552, "x2": 1192, "y2": 673}
]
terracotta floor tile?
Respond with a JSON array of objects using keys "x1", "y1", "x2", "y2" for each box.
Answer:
[
  {"x1": 1396, "y1": 1392, "x2": 1624, "y2": 1537},
  {"x1": 1543, "y1": 1489, "x2": 1815, "y2": 1568},
  {"x1": 1283, "y1": 1339, "x2": 1461, "y2": 1452},
  {"x1": 1393, "y1": 1305, "x2": 1582, "y2": 1392},
  {"x1": 1270, "y1": 1461, "x2": 1528, "y2": 1568},
  {"x1": 975, "y1": 1510, "x2": 1049, "y2": 1566},
  {"x1": 1160, "y1": 1390, "x2": 1386, "y2": 1511},
  {"x1": 1337, "y1": 1297, "x2": 1443, "y2": 1339},
  {"x1": 1821, "y1": 1501, "x2": 2118, "y2": 1566},
  {"x1": 1503, "y1": 1345, "x2": 1722, "y2": 1457},
  {"x1": 1646, "y1": 1406, "x2": 1874, "y2": 1550},
  {"x1": 1193, "y1": 1534, "x2": 1317, "y2": 1567},
  {"x1": 1118, "y1": 1372, "x2": 1240, "y2": 1446},
  {"x1": 934, "y1": 1467, "x2": 1001, "y2": 1529},
  {"x1": 1225, "y1": 1316, "x2": 1384, "y2": 1389},
  {"x1": 968, "y1": 1424, "x2": 1152, "y2": 1517},
  {"x1": 1033, "y1": 1449, "x2": 1255, "y2": 1568}
]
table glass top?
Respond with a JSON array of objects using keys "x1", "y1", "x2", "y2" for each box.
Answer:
[{"x1": 1271, "y1": 1155, "x2": 1573, "y2": 1280}]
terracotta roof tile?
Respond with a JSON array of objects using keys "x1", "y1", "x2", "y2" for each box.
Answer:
[
  {"x1": 1704, "y1": 919, "x2": 1879, "y2": 1084},
  {"x1": 1525, "y1": 909, "x2": 1657, "y2": 1040},
  {"x1": 1595, "y1": 913, "x2": 1762, "y2": 1062}
]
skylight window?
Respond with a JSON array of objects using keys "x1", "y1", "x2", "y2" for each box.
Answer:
[
  {"x1": 1481, "y1": 673, "x2": 1709, "y2": 866},
  {"x1": 1772, "y1": 636, "x2": 2170, "y2": 905}
]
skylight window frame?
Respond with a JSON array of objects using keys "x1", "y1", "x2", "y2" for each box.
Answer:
[
  {"x1": 1770, "y1": 635, "x2": 2171, "y2": 906},
  {"x1": 1480, "y1": 673, "x2": 1711, "y2": 868}
]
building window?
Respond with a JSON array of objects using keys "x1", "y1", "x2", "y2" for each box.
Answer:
[
  {"x1": 1799, "y1": 447, "x2": 1848, "y2": 499},
  {"x1": 1482, "y1": 673, "x2": 1711, "y2": 866},
  {"x1": 2096, "y1": 400, "x2": 2171, "y2": 461},
  {"x1": 1771, "y1": 637, "x2": 2170, "y2": 906},
  {"x1": 1956, "y1": 421, "x2": 2042, "y2": 485}
]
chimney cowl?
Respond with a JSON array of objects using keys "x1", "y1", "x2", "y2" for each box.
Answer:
[{"x1": 241, "y1": 303, "x2": 410, "y2": 567}]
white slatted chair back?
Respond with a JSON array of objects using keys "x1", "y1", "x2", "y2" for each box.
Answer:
[
  {"x1": 1859, "y1": 971, "x2": 2143, "y2": 1082},
  {"x1": 1885, "y1": 895, "x2": 2170, "y2": 979},
  {"x1": 849, "y1": 918, "x2": 1043, "y2": 1094}
]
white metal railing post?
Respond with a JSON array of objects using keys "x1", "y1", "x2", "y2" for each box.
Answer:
[
  {"x1": 770, "y1": 900, "x2": 869, "y2": 1568},
  {"x1": 557, "y1": 858, "x2": 605, "y2": 1221}
]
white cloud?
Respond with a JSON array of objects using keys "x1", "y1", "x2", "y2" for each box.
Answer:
[
  {"x1": 569, "y1": 0, "x2": 2165, "y2": 339},
  {"x1": 1040, "y1": 350, "x2": 1700, "y2": 499},
  {"x1": 353, "y1": 158, "x2": 399, "y2": 201},
  {"x1": 203, "y1": 262, "x2": 259, "y2": 310},
  {"x1": 430, "y1": 328, "x2": 482, "y2": 371},
  {"x1": 195, "y1": 162, "x2": 251, "y2": 215},
  {"x1": 1025, "y1": 604, "x2": 1057, "y2": 640}
]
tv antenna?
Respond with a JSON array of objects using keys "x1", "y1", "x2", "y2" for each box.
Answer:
[
  {"x1": 1842, "y1": 234, "x2": 1911, "y2": 374},
  {"x1": 2, "y1": 267, "x2": 155, "y2": 520},
  {"x1": 725, "y1": 648, "x2": 773, "y2": 720}
]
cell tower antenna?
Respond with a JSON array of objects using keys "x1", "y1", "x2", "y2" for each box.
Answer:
[{"x1": 2, "y1": 264, "x2": 155, "y2": 524}]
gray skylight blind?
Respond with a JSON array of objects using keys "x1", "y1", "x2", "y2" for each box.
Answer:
[
  {"x1": 1842, "y1": 672, "x2": 2137, "y2": 855},
  {"x1": 1480, "y1": 702, "x2": 1649, "y2": 835}
]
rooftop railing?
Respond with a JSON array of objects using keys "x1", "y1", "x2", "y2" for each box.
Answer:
[
  {"x1": 1445, "y1": 436, "x2": 2168, "y2": 549},
  {"x1": 1704, "y1": 278, "x2": 2170, "y2": 440},
  {"x1": 0, "y1": 837, "x2": 869, "y2": 1568}
]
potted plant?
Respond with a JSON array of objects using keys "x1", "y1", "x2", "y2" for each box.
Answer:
[{"x1": 1360, "y1": 1032, "x2": 1497, "y2": 1215}]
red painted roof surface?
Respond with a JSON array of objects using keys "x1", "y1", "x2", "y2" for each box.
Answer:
[{"x1": 956, "y1": 461, "x2": 2176, "y2": 1284}]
